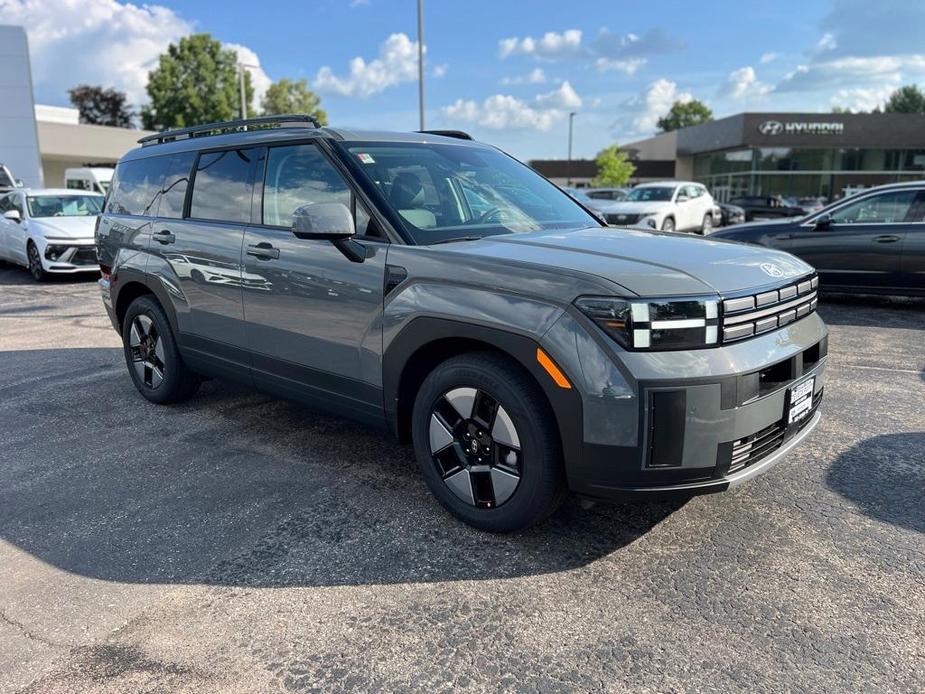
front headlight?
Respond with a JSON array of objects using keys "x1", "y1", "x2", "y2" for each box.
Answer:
[{"x1": 575, "y1": 296, "x2": 719, "y2": 350}]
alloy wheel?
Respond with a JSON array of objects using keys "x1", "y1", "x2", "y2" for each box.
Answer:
[
  {"x1": 428, "y1": 387, "x2": 521, "y2": 509},
  {"x1": 28, "y1": 244, "x2": 44, "y2": 279},
  {"x1": 129, "y1": 314, "x2": 166, "y2": 389}
]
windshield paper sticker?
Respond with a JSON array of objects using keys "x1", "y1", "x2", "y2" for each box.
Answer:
[{"x1": 357, "y1": 153, "x2": 375, "y2": 164}]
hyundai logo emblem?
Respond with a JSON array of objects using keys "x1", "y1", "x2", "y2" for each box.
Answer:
[
  {"x1": 758, "y1": 120, "x2": 784, "y2": 136},
  {"x1": 760, "y1": 262, "x2": 785, "y2": 278}
]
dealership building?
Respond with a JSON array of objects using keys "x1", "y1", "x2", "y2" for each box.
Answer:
[{"x1": 534, "y1": 111, "x2": 925, "y2": 202}]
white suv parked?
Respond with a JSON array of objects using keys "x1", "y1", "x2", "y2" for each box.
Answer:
[{"x1": 604, "y1": 181, "x2": 716, "y2": 234}]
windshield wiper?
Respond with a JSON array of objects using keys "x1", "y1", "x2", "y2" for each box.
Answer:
[{"x1": 427, "y1": 235, "x2": 485, "y2": 245}]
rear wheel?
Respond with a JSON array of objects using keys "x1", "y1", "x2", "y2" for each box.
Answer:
[
  {"x1": 411, "y1": 352, "x2": 565, "y2": 532},
  {"x1": 661, "y1": 216, "x2": 675, "y2": 232},
  {"x1": 122, "y1": 295, "x2": 200, "y2": 404},
  {"x1": 27, "y1": 242, "x2": 48, "y2": 281},
  {"x1": 701, "y1": 213, "x2": 713, "y2": 234}
]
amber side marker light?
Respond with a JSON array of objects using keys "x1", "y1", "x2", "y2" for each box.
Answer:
[{"x1": 536, "y1": 348, "x2": 572, "y2": 389}]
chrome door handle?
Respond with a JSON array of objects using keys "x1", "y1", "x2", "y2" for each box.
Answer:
[
  {"x1": 246, "y1": 242, "x2": 280, "y2": 260},
  {"x1": 153, "y1": 229, "x2": 175, "y2": 244},
  {"x1": 873, "y1": 235, "x2": 901, "y2": 243}
]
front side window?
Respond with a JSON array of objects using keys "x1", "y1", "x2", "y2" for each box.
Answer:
[
  {"x1": 190, "y1": 149, "x2": 254, "y2": 223},
  {"x1": 829, "y1": 190, "x2": 921, "y2": 224},
  {"x1": 340, "y1": 142, "x2": 598, "y2": 244},
  {"x1": 625, "y1": 186, "x2": 676, "y2": 203},
  {"x1": 106, "y1": 156, "x2": 170, "y2": 216},
  {"x1": 27, "y1": 195, "x2": 103, "y2": 218},
  {"x1": 263, "y1": 144, "x2": 350, "y2": 227}
]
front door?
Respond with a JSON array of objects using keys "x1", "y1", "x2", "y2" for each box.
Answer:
[
  {"x1": 775, "y1": 188, "x2": 922, "y2": 291},
  {"x1": 242, "y1": 142, "x2": 388, "y2": 424}
]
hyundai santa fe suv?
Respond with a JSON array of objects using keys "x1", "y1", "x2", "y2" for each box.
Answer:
[{"x1": 97, "y1": 115, "x2": 827, "y2": 532}]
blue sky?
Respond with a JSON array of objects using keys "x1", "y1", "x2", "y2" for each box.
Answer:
[{"x1": 7, "y1": 0, "x2": 925, "y2": 160}]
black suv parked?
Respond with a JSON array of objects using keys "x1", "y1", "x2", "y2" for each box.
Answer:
[
  {"x1": 98, "y1": 116, "x2": 827, "y2": 531},
  {"x1": 729, "y1": 195, "x2": 805, "y2": 221},
  {"x1": 713, "y1": 182, "x2": 925, "y2": 296}
]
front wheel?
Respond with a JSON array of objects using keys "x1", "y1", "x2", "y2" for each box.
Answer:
[
  {"x1": 27, "y1": 242, "x2": 48, "y2": 281},
  {"x1": 700, "y1": 213, "x2": 713, "y2": 235},
  {"x1": 411, "y1": 352, "x2": 565, "y2": 532},
  {"x1": 122, "y1": 295, "x2": 200, "y2": 404},
  {"x1": 661, "y1": 216, "x2": 675, "y2": 232}
]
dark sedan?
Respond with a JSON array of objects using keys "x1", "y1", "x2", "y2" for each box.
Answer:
[
  {"x1": 729, "y1": 195, "x2": 805, "y2": 221},
  {"x1": 711, "y1": 182, "x2": 925, "y2": 296}
]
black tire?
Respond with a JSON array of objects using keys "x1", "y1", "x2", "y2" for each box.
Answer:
[
  {"x1": 661, "y1": 216, "x2": 675, "y2": 232},
  {"x1": 411, "y1": 352, "x2": 565, "y2": 533},
  {"x1": 121, "y1": 295, "x2": 200, "y2": 404},
  {"x1": 27, "y1": 242, "x2": 49, "y2": 282},
  {"x1": 700, "y1": 213, "x2": 713, "y2": 235}
]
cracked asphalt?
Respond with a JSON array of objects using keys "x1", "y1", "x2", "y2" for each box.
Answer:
[{"x1": 0, "y1": 261, "x2": 923, "y2": 693}]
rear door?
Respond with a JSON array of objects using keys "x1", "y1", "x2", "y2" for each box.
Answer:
[
  {"x1": 146, "y1": 147, "x2": 256, "y2": 374},
  {"x1": 241, "y1": 142, "x2": 389, "y2": 424},
  {"x1": 781, "y1": 188, "x2": 920, "y2": 291}
]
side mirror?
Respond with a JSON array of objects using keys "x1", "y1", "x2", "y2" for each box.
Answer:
[
  {"x1": 676, "y1": 194, "x2": 689, "y2": 203},
  {"x1": 3, "y1": 209, "x2": 21, "y2": 223},
  {"x1": 14, "y1": 179, "x2": 24, "y2": 188},
  {"x1": 291, "y1": 202, "x2": 368, "y2": 263},
  {"x1": 814, "y1": 213, "x2": 832, "y2": 231}
]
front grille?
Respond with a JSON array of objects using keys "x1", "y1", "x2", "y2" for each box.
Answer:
[
  {"x1": 73, "y1": 247, "x2": 98, "y2": 265},
  {"x1": 721, "y1": 274, "x2": 818, "y2": 343},
  {"x1": 606, "y1": 212, "x2": 642, "y2": 226},
  {"x1": 726, "y1": 390, "x2": 822, "y2": 473}
]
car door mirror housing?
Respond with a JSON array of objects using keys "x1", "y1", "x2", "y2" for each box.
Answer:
[
  {"x1": 676, "y1": 194, "x2": 689, "y2": 203},
  {"x1": 3, "y1": 209, "x2": 21, "y2": 223},
  {"x1": 814, "y1": 213, "x2": 832, "y2": 230},
  {"x1": 291, "y1": 202, "x2": 356, "y2": 240}
]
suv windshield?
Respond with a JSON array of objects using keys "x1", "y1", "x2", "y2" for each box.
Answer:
[
  {"x1": 340, "y1": 142, "x2": 599, "y2": 243},
  {"x1": 27, "y1": 195, "x2": 103, "y2": 218},
  {"x1": 624, "y1": 186, "x2": 675, "y2": 202}
]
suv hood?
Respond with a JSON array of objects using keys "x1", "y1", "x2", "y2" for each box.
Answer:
[
  {"x1": 439, "y1": 226, "x2": 813, "y2": 297},
  {"x1": 29, "y1": 216, "x2": 97, "y2": 240}
]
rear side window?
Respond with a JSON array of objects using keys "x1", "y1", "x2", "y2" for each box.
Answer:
[
  {"x1": 106, "y1": 156, "x2": 170, "y2": 216},
  {"x1": 157, "y1": 153, "x2": 195, "y2": 219},
  {"x1": 190, "y1": 149, "x2": 255, "y2": 223},
  {"x1": 262, "y1": 144, "x2": 350, "y2": 227}
]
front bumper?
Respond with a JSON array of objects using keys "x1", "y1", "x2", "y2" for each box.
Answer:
[
  {"x1": 540, "y1": 308, "x2": 828, "y2": 499},
  {"x1": 40, "y1": 239, "x2": 98, "y2": 273}
]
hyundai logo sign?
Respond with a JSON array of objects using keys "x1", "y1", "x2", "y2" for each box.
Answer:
[{"x1": 758, "y1": 120, "x2": 845, "y2": 136}]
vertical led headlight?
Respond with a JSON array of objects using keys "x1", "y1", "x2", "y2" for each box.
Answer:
[{"x1": 576, "y1": 296, "x2": 719, "y2": 351}]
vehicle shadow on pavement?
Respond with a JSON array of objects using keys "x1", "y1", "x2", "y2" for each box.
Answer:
[
  {"x1": 0, "y1": 347, "x2": 686, "y2": 588},
  {"x1": 817, "y1": 293, "x2": 925, "y2": 328},
  {"x1": 825, "y1": 432, "x2": 924, "y2": 534}
]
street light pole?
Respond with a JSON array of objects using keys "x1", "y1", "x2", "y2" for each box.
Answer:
[
  {"x1": 566, "y1": 112, "x2": 576, "y2": 186},
  {"x1": 237, "y1": 62, "x2": 260, "y2": 120},
  {"x1": 417, "y1": 0, "x2": 425, "y2": 130}
]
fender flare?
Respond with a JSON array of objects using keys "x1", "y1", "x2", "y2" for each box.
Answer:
[{"x1": 382, "y1": 316, "x2": 584, "y2": 474}]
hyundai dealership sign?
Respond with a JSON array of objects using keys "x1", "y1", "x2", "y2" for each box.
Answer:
[{"x1": 757, "y1": 120, "x2": 845, "y2": 136}]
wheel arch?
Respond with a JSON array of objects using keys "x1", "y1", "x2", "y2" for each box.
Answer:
[
  {"x1": 383, "y1": 317, "x2": 583, "y2": 473},
  {"x1": 113, "y1": 274, "x2": 179, "y2": 335}
]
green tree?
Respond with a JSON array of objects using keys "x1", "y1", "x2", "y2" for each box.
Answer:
[
  {"x1": 68, "y1": 85, "x2": 134, "y2": 128},
  {"x1": 883, "y1": 84, "x2": 925, "y2": 113},
  {"x1": 261, "y1": 78, "x2": 328, "y2": 125},
  {"x1": 141, "y1": 34, "x2": 253, "y2": 131},
  {"x1": 656, "y1": 99, "x2": 713, "y2": 132},
  {"x1": 592, "y1": 145, "x2": 636, "y2": 187}
]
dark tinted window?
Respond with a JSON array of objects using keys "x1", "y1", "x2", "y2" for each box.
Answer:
[
  {"x1": 830, "y1": 190, "x2": 919, "y2": 224},
  {"x1": 106, "y1": 156, "x2": 170, "y2": 216},
  {"x1": 263, "y1": 144, "x2": 350, "y2": 227},
  {"x1": 158, "y1": 153, "x2": 195, "y2": 219},
  {"x1": 190, "y1": 149, "x2": 254, "y2": 223}
]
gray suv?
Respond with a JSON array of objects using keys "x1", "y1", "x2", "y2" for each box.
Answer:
[{"x1": 97, "y1": 116, "x2": 827, "y2": 532}]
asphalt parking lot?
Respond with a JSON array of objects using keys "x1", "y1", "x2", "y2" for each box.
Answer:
[{"x1": 0, "y1": 262, "x2": 923, "y2": 694}]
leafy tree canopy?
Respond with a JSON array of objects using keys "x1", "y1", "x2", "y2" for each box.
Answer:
[
  {"x1": 261, "y1": 78, "x2": 328, "y2": 125},
  {"x1": 593, "y1": 145, "x2": 636, "y2": 187},
  {"x1": 68, "y1": 85, "x2": 134, "y2": 128},
  {"x1": 883, "y1": 84, "x2": 925, "y2": 114},
  {"x1": 656, "y1": 99, "x2": 713, "y2": 132}
]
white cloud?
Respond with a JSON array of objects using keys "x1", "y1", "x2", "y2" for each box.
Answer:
[
  {"x1": 760, "y1": 52, "x2": 779, "y2": 64},
  {"x1": 498, "y1": 29, "x2": 583, "y2": 60},
  {"x1": 534, "y1": 81, "x2": 582, "y2": 109},
  {"x1": 624, "y1": 78, "x2": 693, "y2": 134},
  {"x1": 830, "y1": 86, "x2": 893, "y2": 112},
  {"x1": 442, "y1": 94, "x2": 566, "y2": 131},
  {"x1": 776, "y1": 55, "x2": 925, "y2": 92},
  {"x1": 596, "y1": 57, "x2": 646, "y2": 75},
  {"x1": 500, "y1": 68, "x2": 547, "y2": 85},
  {"x1": 720, "y1": 66, "x2": 772, "y2": 100},
  {"x1": 223, "y1": 43, "x2": 273, "y2": 112},
  {"x1": 3, "y1": 0, "x2": 191, "y2": 106},
  {"x1": 432, "y1": 64, "x2": 448, "y2": 78},
  {"x1": 814, "y1": 32, "x2": 838, "y2": 54},
  {"x1": 315, "y1": 33, "x2": 421, "y2": 97},
  {"x1": 592, "y1": 28, "x2": 680, "y2": 60}
]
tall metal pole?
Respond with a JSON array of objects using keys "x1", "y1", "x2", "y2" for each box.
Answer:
[
  {"x1": 566, "y1": 112, "x2": 576, "y2": 186},
  {"x1": 417, "y1": 0, "x2": 425, "y2": 130},
  {"x1": 238, "y1": 63, "x2": 247, "y2": 119}
]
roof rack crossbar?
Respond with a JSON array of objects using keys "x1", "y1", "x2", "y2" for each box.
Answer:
[
  {"x1": 138, "y1": 114, "x2": 321, "y2": 146},
  {"x1": 416, "y1": 129, "x2": 473, "y2": 141}
]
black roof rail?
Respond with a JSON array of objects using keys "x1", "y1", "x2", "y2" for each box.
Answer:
[
  {"x1": 138, "y1": 114, "x2": 321, "y2": 147},
  {"x1": 417, "y1": 129, "x2": 473, "y2": 141}
]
